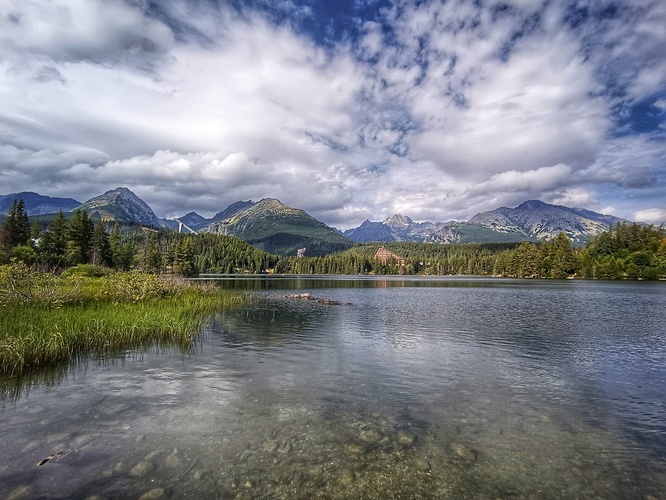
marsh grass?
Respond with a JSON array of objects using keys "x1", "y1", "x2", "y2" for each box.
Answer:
[{"x1": 0, "y1": 263, "x2": 245, "y2": 376}]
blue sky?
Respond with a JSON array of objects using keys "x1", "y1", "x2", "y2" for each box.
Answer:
[{"x1": 0, "y1": 0, "x2": 664, "y2": 227}]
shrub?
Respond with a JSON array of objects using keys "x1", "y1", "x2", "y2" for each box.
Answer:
[{"x1": 0, "y1": 261, "x2": 70, "y2": 305}]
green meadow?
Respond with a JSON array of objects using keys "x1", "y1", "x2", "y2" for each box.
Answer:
[{"x1": 0, "y1": 263, "x2": 243, "y2": 376}]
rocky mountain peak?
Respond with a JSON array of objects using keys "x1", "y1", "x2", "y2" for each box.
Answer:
[
  {"x1": 516, "y1": 200, "x2": 548, "y2": 210},
  {"x1": 79, "y1": 186, "x2": 166, "y2": 227},
  {"x1": 383, "y1": 214, "x2": 414, "y2": 229}
]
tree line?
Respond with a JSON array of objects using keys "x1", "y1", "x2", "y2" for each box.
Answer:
[
  {"x1": 492, "y1": 223, "x2": 666, "y2": 279},
  {"x1": 2, "y1": 198, "x2": 664, "y2": 279},
  {"x1": 1, "y1": 203, "x2": 135, "y2": 270}
]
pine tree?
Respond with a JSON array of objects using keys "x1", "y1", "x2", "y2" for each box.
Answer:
[
  {"x1": 39, "y1": 210, "x2": 68, "y2": 265},
  {"x1": 109, "y1": 224, "x2": 135, "y2": 270},
  {"x1": 173, "y1": 237, "x2": 195, "y2": 276},
  {"x1": 1, "y1": 199, "x2": 31, "y2": 248},
  {"x1": 549, "y1": 233, "x2": 578, "y2": 278},
  {"x1": 66, "y1": 209, "x2": 94, "y2": 265},
  {"x1": 143, "y1": 235, "x2": 163, "y2": 273},
  {"x1": 90, "y1": 222, "x2": 113, "y2": 266}
]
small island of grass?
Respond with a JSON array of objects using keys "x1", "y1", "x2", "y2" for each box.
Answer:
[{"x1": 0, "y1": 262, "x2": 244, "y2": 376}]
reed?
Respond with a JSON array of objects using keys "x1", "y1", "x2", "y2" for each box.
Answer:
[{"x1": 0, "y1": 263, "x2": 244, "y2": 375}]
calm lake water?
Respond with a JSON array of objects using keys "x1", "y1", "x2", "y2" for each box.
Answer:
[{"x1": 1, "y1": 277, "x2": 665, "y2": 499}]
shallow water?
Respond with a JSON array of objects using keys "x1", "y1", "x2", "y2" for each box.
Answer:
[{"x1": 1, "y1": 277, "x2": 665, "y2": 499}]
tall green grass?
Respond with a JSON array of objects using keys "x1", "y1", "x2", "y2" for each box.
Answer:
[{"x1": 0, "y1": 263, "x2": 245, "y2": 375}]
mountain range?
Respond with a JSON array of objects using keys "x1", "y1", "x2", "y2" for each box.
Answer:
[
  {"x1": 344, "y1": 199, "x2": 628, "y2": 245},
  {"x1": 1, "y1": 187, "x2": 630, "y2": 255}
]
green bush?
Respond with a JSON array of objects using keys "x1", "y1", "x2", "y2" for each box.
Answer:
[{"x1": 0, "y1": 261, "x2": 66, "y2": 305}]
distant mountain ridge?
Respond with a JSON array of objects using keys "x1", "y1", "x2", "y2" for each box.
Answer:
[
  {"x1": 0, "y1": 192, "x2": 80, "y2": 215},
  {"x1": 176, "y1": 201, "x2": 257, "y2": 231},
  {"x1": 468, "y1": 200, "x2": 627, "y2": 244},
  {"x1": 345, "y1": 200, "x2": 628, "y2": 245}
]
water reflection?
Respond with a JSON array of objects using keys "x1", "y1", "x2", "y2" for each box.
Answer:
[{"x1": 1, "y1": 278, "x2": 664, "y2": 499}]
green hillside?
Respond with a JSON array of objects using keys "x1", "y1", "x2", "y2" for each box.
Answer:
[{"x1": 205, "y1": 199, "x2": 353, "y2": 256}]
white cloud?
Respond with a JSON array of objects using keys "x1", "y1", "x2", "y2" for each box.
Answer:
[
  {"x1": 633, "y1": 208, "x2": 666, "y2": 225},
  {"x1": 580, "y1": 135, "x2": 663, "y2": 188},
  {"x1": 468, "y1": 164, "x2": 573, "y2": 195},
  {"x1": 403, "y1": 2, "x2": 609, "y2": 178},
  {"x1": 547, "y1": 187, "x2": 598, "y2": 209},
  {"x1": 0, "y1": 0, "x2": 174, "y2": 63}
]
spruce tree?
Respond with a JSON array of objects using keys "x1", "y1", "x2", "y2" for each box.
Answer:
[
  {"x1": 66, "y1": 209, "x2": 94, "y2": 265},
  {"x1": 91, "y1": 221, "x2": 113, "y2": 266},
  {"x1": 40, "y1": 210, "x2": 68, "y2": 265},
  {"x1": 1, "y1": 199, "x2": 31, "y2": 248}
]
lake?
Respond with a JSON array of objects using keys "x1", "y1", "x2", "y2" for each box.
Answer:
[{"x1": 1, "y1": 277, "x2": 664, "y2": 499}]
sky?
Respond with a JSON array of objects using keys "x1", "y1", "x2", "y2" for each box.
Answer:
[{"x1": 0, "y1": 0, "x2": 664, "y2": 228}]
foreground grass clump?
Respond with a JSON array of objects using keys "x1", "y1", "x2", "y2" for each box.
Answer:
[{"x1": 0, "y1": 262, "x2": 244, "y2": 375}]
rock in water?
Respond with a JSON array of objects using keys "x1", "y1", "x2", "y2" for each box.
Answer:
[
  {"x1": 359, "y1": 429, "x2": 382, "y2": 443},
  {"x1": 138, "y1": 488, "x2": 165, "y2": 500},
  {"x1": 397, "y1": 430, "x2": 414, "y2": 446},
  {"x1": 346, "y1": 443, "x2": 365, "y2": 455},
  {"x1": 450, "y1": 443, "x2": 477, "y2": 462},
  {"x1": 413, "y1": 457, "x2": 431, "y2": 471},
  {"x1": 165, "y1": 448, "x2": 184, "y2": 468},
  {"x1": 339, "y1": 469, "x2": 355, "y2": 485},
  {"x1": 262, "y1": 440, "x2": 279, "y2": 453},
  {"x1": 130, "y1": 461, "x2": 154, "y2": 477}
]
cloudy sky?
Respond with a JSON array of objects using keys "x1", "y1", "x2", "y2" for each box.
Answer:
[{"x1": 1, "y1": 0, "x2": 664, "y2": 228}]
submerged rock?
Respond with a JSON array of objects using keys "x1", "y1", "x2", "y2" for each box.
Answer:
[
  {"x1": 339, "y1": 469, "x2": 355, "y2": 485},
  {"x1": 413, "y1": 457, "x2": 431, "y2": 471},
  {"x1": 143, "y1": 450, "x2": 161, "y2": 461},
  {"x1": 262, "y1": 440, "x2": 279, "y2": 453},
  {"x1": 138, "y1": 488, "x2": 165, "y2": 500},
  {"x1": 130, "y1": 460, "x2": 154, "y2": 477},
  {"x1": 359, "y1": 429, "x2": 382, "y2": 443},
  {"x1": 165, "y1": 448, "x2": 184, "y2": 468},
  {"x1": 450, "y1": 443, "x2": 477, "y2": 462},
  {"x1": 346, "y1": 443, "x2": 366, "y2": 454},
  {"x1": 396, "y1": 430, "x2": 414, "y2": 446},
  {"x1": 102, "y1": 462, "x2": 124, "y2": 478},
  {"x1": 233, "y1": 492, "x2": 254, "y2": 500}
]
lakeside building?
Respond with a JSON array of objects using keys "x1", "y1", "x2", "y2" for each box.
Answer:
[{"x1": 373, "y1": 246, "x2": 406, "y2": 266}]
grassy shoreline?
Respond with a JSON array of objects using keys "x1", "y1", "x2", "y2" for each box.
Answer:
[{"x1": 0, "y1": 263, "x2": 245, "y2": 376}]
